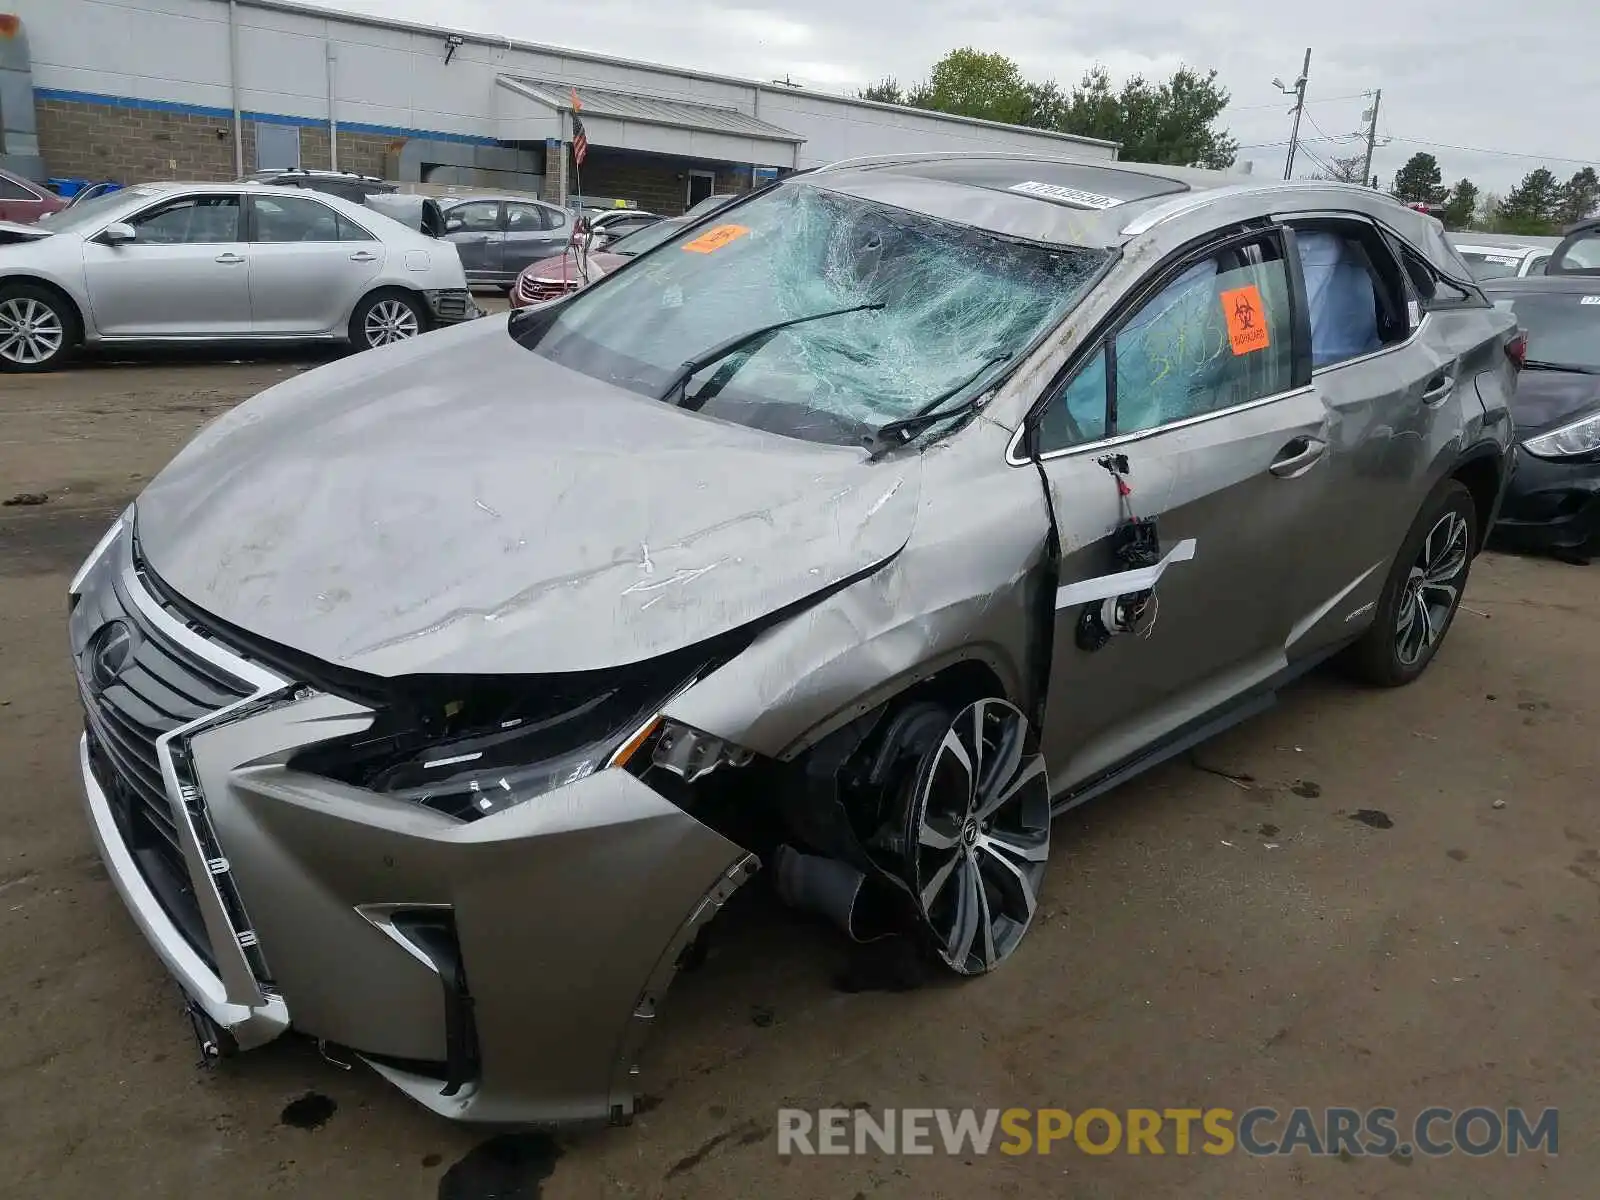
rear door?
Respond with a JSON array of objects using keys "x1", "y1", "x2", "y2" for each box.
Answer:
[
  {"x1": 244, "y1": 192, "x2": 384, "y2": 335},
  {"x1": 81, "y1": 193, "x2": 253, "y2": 336},
  {"x1": 501, "y1": 202, "x2": 568, "y2": 281},
  {"x1": 1271, "y1": 216, "x2": 1453, "y2": 662},
  {"x1": 1030, "y1": 226, "x2": 1325, "y2": 794},
  {"x1": 441, "y1": 200, "x2": 504, "y2": 285}
]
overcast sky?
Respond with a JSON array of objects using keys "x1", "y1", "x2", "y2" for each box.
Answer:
[{"x1": 330, "y1": 0, "x2": 1595, "y2": 196}]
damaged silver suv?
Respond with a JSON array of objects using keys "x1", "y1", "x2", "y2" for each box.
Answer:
[{"x1": 68, "y1": 154, "x2": 1518, "y2": 1126}]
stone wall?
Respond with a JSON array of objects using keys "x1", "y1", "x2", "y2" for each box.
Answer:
[{"x1": 35, "y1": 96, "x2": 402, "y2": 183}]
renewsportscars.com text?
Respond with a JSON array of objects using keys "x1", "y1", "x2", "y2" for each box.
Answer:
[{"x1": 777, "y1": 1106, "x2": 1558, "y2": 1158}]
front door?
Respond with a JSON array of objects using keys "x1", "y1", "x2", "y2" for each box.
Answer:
[
  {"x1": 442, "y1": 200, "x2": 505, "y2": 286},
  {"x1": 1030, "y1": 226, "x2": 1325, "y2": 795},
  {"x1": 687, "y1": 171, "x2": 715, "y2": 210},
  {"x1": 82, "y1": 193, "x2": 253, "y2": 336},
  {"x1": 244, "y1": 193, "x2": 384, "y2": 334}
]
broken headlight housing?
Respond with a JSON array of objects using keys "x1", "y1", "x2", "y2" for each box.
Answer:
[
  {"x1": 289, "y1": 652, "x2": 726, "y2": 820},
  {"x1": 1523, "y1": 410, "x2": 1600, "y2": 459}
]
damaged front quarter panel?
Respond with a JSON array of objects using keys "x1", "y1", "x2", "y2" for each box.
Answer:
[{"x1": 662, "y1": 419, "x2": 1056, "y2": 760}]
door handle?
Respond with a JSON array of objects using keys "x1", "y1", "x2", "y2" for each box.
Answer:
[
  {"x1": 1269, "y1": 435, "x2": 1328, "y2": 478},
  {"x1": 1421, "y1": 368, "x2": 1457, "y2": 404},
  {"x1": 214, "y1": 252, "x2": 245, "y2": 265},
  {"x1": 349, "y1": 251, "x2": 379, "y2": 263}
]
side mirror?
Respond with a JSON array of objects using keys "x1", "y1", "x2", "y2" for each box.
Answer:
[{"x1": 101, "y1": 222, "x2": 136, "y2": 245}]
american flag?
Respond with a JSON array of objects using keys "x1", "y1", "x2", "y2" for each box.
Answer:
[
  {"x1": 570, "y1": 88, "x2": 588, "y2": 167},
  {"x1": 572, "y1": 113, "x2": 589, "y2": 167}
]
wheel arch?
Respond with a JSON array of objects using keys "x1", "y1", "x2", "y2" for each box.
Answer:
[
  {"x1": 1449, "y1": 444, "x2": 1505, "y2": 553},
  {"x1": 0, "y1": 273, "x2": 87, "y2": 345},
  {"x1": 347, "y1": 283, "x2": 431, "y2": 340}
]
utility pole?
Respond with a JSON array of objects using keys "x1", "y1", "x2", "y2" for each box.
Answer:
[
  {"x1": 1278, "y1": 48, "x2": 1312, "y2": 181},
  {"x1": 1359, "y1": 89, "x2": 1383, "y2": 189}
]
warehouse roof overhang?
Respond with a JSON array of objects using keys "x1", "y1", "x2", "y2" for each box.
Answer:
[{"x1": 495, "y1": 76, "x2": 804, "y2": 168}]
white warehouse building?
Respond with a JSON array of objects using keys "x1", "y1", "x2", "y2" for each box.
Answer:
[{"x1": 1, "y1": 0, "x2": 1119, "y2": 214}]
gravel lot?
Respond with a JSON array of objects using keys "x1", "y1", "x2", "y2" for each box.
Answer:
[{"x1": 2, "y1": 345, "x2": 1595, "y2": 1200}]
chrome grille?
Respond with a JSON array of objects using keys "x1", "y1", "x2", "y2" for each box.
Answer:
[{"x1": 71, "y1": 562, "x2": 255, "y2": 967}]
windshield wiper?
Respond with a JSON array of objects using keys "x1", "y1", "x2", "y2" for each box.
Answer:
[
  {"x1": 657, "y1": 302, "x2": 885, "y2": 406},
  {"x1": 1524, "y1": 359, "x2": 1600, "y2": 375},
  {"x1": 863, "y1": 353, "x2": 1013, "y2": 459}
]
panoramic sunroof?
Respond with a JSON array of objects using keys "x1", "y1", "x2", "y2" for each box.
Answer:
[{"x1": 875, "y1": 158, "x2": 1190, "y2": 211}]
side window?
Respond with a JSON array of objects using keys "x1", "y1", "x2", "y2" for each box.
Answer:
[
  {"x1": 1290, "y1": 222, "x2": 1409, "y2": 368},
  {"x1": 1113, "y1": 240, "x2": 1295, "y2": 436},
  {"x1": 251, "y1": 195, "x2": 340, "y2": 243},
  {"x1": 1037, "y1": 234, "x2": 1297, "y2": 450},
  {"x1": 1391, "y1": 240, "x2": 1476, "y2": 309},
  {"x1": 444, "y1": 201, "x2": 501, "y2": 233},
  {"x1": 545, "y1": 207, "x2": 568, "y2": 230},
  {"x1": 336, "y1": 213, "x2": 376, "y2": 242},
  {"x1": 0, "y1": 174, "x2": 36, "y2": 201},
  {"x1": 505, "y1": 203, "x2": 548, "y2": 233},
  {"x1": 1550, "y1": 228, "x2": 1600, "y2": 274},
  {"x1": 130, "y1": 196, "x2": 241, "y2": 244},
  {"x1": 1525, "y1": 253, "x2": 1549, "y2": 277}
]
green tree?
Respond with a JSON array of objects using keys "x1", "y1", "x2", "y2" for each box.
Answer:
[
  {"x1": 1555, "y1": 166, "x2": 1600, "y2": 227},
  {"x1": 1390, "y1": 153, "x2": 1446, "y2": 204},
  {"x1": 1060, "y1": 64, "x2": 1238, "y2": 168},
  {"x1": 1497, "y1": 167, "x2": 1562, "y2": 233},
  {"x1": 858, "y1": 78, "x2": 904, "y2": 105},
  {"x1": 1440, "y1": 178, "x2": 1480, "y2": 230},
  {"x1": 872, "y1": 51, "x2": 1238, "y2": 168},
  {"x1": 911, "y1": 48, "x2": 1034, "y2": 125}
]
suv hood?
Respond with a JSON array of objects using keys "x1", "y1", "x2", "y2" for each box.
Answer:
[{"x1": 134, "y1": 316, "x2": 920, "y2": 677}]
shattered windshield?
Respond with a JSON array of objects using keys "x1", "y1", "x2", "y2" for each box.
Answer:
[{"x1": 511, "y1": 181, "x2": 1109, "y2": 445}]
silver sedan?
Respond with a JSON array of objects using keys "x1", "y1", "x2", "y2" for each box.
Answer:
[{"x1": 0, "y1": 182, "x2": 477, "y2": 372}]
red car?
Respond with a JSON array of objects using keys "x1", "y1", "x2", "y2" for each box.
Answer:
[{"x1": 0, "y1": 168, "x2": 67, "y2": 224}]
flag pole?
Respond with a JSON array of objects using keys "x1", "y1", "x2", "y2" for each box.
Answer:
[{"x1": 571, "y1": 88, "x2": 588, "y2": 283}]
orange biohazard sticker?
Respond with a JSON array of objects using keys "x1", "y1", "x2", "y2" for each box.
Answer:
[
  {"x1": 682, "y1": 224, "x2": 750, "y2": 254},
  {"x1": 1220, "y1": 285, "x2": 1271, "y2": 355}
]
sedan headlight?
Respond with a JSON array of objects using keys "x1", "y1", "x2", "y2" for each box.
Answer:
[{"x1": 1524, "y1": 410, "x2": 1600, "y2": 459}]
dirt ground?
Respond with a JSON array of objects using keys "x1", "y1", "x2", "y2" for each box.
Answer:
[{"x1": 2, "y1": 349, "x2": 1596, "y2": 1200}]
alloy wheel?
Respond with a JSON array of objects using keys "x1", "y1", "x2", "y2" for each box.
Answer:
[
  {"x1": 1395, "y1": 510, "x2": 1469, "y2": 668},
  {"x1": 363, "y1": 299, "x2": 420, "y2": 347},
  {"x1": 909, "y1": 698, "x2": 1051, "y2": 975},
  {"x1": 0, "y1": 297, "x2": 65, "y2": 367}
]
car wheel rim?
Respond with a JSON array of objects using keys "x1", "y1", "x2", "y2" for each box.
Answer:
[
  {"x1": 910, "y1": 698, "x2": 1050, "y2": 976},
  {"x1": 364, "y1": 299, "x2": 419, "y2": 347},
  {"x1": 1395, "y1": 510, "x2": 1469, "y2": 668},
  {"x1": 0, "y1": 297, "x2": 64, "y2": 365}
]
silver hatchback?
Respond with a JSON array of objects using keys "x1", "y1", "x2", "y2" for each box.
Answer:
[{"x1": 67, "y1": 155, "x2": 1518, "y2": 1126}]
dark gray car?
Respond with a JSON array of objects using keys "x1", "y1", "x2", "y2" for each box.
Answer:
[
  {"x1": 439, "y1": 195, "x2": 573, "y2": 288},
  {"x1": 66, "y1": 156, "x2": 1517, "y2": 1127}
]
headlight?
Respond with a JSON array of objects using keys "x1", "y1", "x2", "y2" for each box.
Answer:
[
  {"x1": 1524, "y1": 410, "x2": 1600, "y2": 459},
  {"x1": 292, "y1": 665, "x2": 701, "y2": 821}
]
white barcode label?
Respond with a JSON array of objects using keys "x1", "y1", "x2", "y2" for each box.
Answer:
[{"x1": 1009, "y1": 180, "x2": 1123, "y2": 210}]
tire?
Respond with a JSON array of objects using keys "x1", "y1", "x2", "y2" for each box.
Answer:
[
  {"x1": 349, "y1": 290, "x2": 428, "y2": 351},
  {"x1": 1344, "y1": 480, "x2": 1477, "y2": 687},
  {"x1": 901, "y1": 697, "x2": 1051, "y2": 976},
  {"x1": 0, "y1": 282, "x2": 78, "y2": 373}
]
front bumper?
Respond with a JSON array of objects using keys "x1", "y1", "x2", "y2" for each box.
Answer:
[
  {"x1": 1490, "y1": 445, "x2": 1600, "y2": 554},
  {"x1": 68, "y1": 520, "x2": 757, "y2": 1124}
]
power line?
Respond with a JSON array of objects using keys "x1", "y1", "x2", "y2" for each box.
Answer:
[
  {"x1": 1302, "y1": 110, "x2": 1361, "y2": 148},
  {"x1": 1230, "y1": 91, "x2": 1369, "y2": 111},
  {"x1": 1383, "y1": 135, "x2": 1598, "y2": 167}
]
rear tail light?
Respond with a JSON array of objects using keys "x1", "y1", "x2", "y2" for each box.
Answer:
[{"x1": 1505, "y1": 330, "x2": 1527, "y2": 370}]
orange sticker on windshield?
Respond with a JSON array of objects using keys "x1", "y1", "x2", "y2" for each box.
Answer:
[
  {"x1": 1221, "y1": 285, "x2": 1271, "y2": 355},
  {"x1": 682, "y1": 224, "x2": 750, "y2": 254}
]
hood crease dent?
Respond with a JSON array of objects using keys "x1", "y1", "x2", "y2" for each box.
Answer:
[{"x1": 134, "y1": 317, "x2": 921, "y2": 677}]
